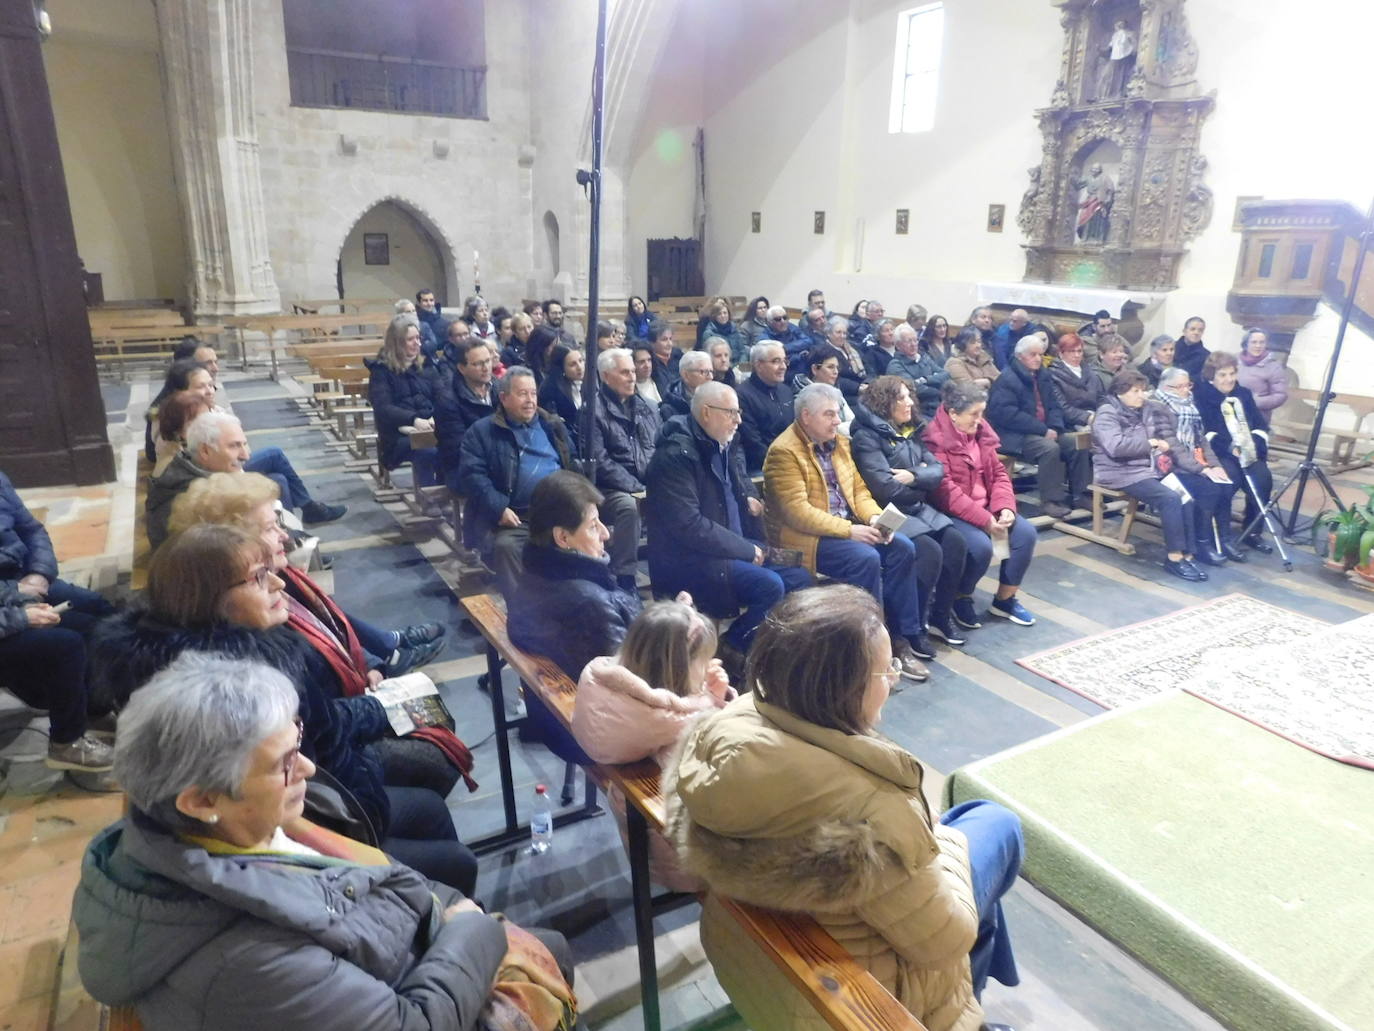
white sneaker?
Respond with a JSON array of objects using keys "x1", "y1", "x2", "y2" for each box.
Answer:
[{"x1": 46, "y1": 733, "x2": 115, "y2": 772}]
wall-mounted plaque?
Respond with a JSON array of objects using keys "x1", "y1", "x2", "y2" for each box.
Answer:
[
  {"x1": 814, "y1": 211, "x2": 826, "y2": 234},
  {"x1": 895, "y1": 209, "x2": 909, "y2": 234},
  {"x1": 363, "y1": 232, "x2": 390, "y2": 265},
  {"x1": 751, "y1": 211, "x2": 761, "y2": 233}
]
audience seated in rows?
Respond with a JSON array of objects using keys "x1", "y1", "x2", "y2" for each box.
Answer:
[
  {"x1": 527, "y1": 299, "x2": 576, "y2": 385},
  {"x1": 737, "y1": 341, "x2": 794, "y2": 472},
  {"x1": 850, "y1": 376, "x2": 973, "y2": 648},
  {"x1": 645, "y1": 381, "x2": 812, "y2": 668},
  {"x1": 396, "y1": 295, "x2": 438, "y2": 355},
  {"x1": 793, "y1": 344, "x2": 857, "y2": 433},
  {"x1": 763, "y1": 383, "x2": 930, "y2": 681},
  {"x1": 945, "y1": 326, "x2": 999, "y2": 391},
  {"x1": 0, "y1": 469, "x2": 115, "y2": 772},
  {"x1": 537, "y1": 343, "x2": 587, "y2": 442},
  {"x1": 1047, "y1": 332, "x2": 1106, "y2": 430},
  {"x1": 925, "y1": 381, "x2": 1039, "y2": 627},
  {"x1": 1080, "y1": 309, "x2": 1126, "y2": 364},
  {"x1": 987, "y1": 336, "x2": 1093, "y2": 518},
  {"x1": 90, "y1": 524, "x2": 478, "y2": 892},
  {"x1": 367, "y1": 315, "x2": 440, "y2": 486},
  {"x1": 1235, "y1": 327, "x2": 1289, "y2": 415},
  {"x1": 665, "y1": 585, "x2": 1023, "y2": 1031},
  {"x1": 659, "y1": 349, "x2": 713, "y2": 421},
  {"x1": 1195, "y1": 351, "x2": 1276, "y2": 553},
  {"x1": 573, "y1": 601, "x2": 733, "y2": 891},
  {"x1": 888, "y1": 321, "x2": 950, "y2": 417},
  {"x1": 1092, "y1": 369, "x2": 1224, "y2": 583},
  {"x1": 1136, "y1": 334, "x2": 1175, "y2": 388},
  {"x1": 457, "y1": 365, "x2": 638, "y2": 595},
  {"x1": 74, "y1": 653, "x2": 576, "y2": 1031}
]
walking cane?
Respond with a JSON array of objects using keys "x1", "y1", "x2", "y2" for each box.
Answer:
[{"x1": 1241, "y1": 465, "x2": 1293, "y2": 571}]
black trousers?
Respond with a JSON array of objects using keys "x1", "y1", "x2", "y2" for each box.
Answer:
[{"x1": 383, "y1": 785, "x2": 478, "y2": 897}]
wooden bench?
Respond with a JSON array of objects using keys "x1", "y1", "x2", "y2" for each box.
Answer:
[
  {"x1": 1270, "y1": 387, "x2": 1374, "y2": 471},
  {"x1": 460, "y1": 593, "x2": 928, "y2": 1031}
]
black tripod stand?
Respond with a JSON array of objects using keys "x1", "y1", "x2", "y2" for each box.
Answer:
[{"x1": 1240, "y1": 195, "x2": 1372, "y2": 566}]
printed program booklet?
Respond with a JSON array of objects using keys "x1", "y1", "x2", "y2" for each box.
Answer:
[{"x1": 371, "y1": 672, "x2": 455, "y2": 735}]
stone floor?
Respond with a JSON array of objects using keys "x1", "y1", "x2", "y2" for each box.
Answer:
[{"x1": 3, "y1": 362, "x2": 1372, "y2": 1030}]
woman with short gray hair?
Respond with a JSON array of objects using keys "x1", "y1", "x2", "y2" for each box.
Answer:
[{"x1": 75, "y1": 653, "x2": 576, "y2": 1031}]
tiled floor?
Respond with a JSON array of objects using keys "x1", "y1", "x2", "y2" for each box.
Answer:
[{"x1": 3, "y1": 364, "x2": 1372, "y2": 1030}]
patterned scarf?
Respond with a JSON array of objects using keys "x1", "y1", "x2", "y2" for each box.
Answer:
[
  {"x1": 1221, "y1": 395, "x2": 1257, "y2": 465},
  {"x1": 1154, "y1": 388, "x2": 1203, "y2": 450}
]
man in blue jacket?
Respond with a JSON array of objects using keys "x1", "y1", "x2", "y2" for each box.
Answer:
[
  {"x1": 987, "y1": 337, "x2": 1093, "y2": 518},
  {"x1": 991, "y1": 308, "x2": 1034, "y2": 370}
]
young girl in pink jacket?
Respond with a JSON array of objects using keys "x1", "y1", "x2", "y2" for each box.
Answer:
[{"x1": 572, "y1": 601, "x2": 734, "y2": 890}]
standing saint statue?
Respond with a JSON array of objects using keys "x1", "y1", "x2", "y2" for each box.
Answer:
[
  {"x1": 1095, "y1": 20, "x2": 1136, "y2": 100},
  {"x1": 1075, "y1": 163, "x2": 1115, "y2": 244}
]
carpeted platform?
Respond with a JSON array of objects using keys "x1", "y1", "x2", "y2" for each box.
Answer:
[
  {"x1": 1015, "y1": 594, "x2": 1374, "y2": 767},
  {"x1": 945, "y1": 692, "x2": 1374, "y2": 1031}
]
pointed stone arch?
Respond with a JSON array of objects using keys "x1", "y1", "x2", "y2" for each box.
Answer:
[{"x1": 330, "y1": 195, "x2": 463, "y2": 304}]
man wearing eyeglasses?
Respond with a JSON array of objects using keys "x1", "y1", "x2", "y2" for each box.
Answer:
[
  {"x1": 738, "y1": 341, "x2": 795, "y2": 473},
  {"x1": 646, "y1": 382, "x2": 812, "y2": 671},
  {"x1": 760, "y1": 305, "x2": 803, "y2": 348}
]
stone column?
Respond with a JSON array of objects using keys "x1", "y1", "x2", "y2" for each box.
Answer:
[{"x1": 153, "y1": 0, "x2": 280, "y2": 316}]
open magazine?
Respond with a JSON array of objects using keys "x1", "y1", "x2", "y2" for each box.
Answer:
[{"x1": 371, "y1": 672, "x2": 456, "y2": 736}]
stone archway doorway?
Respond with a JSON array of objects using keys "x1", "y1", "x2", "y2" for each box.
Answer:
[{"x1": 338, "y1": 200, "x2": 451, "y2": 304}]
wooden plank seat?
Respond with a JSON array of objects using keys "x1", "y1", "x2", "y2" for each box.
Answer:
[
  {"x1": 460, "y1": 592, "x2": 928, "y2": 1031},
  {"x1": 1048, "y1": 483, "x2": 1140, "y2": 555}
]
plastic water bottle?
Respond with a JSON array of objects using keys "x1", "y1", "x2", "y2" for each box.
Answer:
[{"x1": 529, "y1": 784, "x2": 553, "y2": 854}]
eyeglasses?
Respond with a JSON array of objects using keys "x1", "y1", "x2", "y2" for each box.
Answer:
[
  {"x1": 282, "y1": 716, "x2": 304, "y2": 786},
  {"x1": 758, "y1": 357, "x2": 787, "y2": 365},
  {"x1": 770, "y1": 316, "x2": 788, "y2": 323},
  {"x1": 705, "y1": 404, "x2": 743, "y2": 421},
  {"x1": 872, "y1": 658, "x2": 902, "y2": 686},
  {"x1": 231, "y1": 565, "x2": 274, "y2": 591}
]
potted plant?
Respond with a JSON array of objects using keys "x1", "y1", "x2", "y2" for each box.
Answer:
[{"x1": 1314, "y1": 486, "x2": 1374, "y2": 572}]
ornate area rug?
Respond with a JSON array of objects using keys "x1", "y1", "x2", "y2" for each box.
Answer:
[{"x1": 1018, "y1": 595, "x2": 1374, "y2": 768}]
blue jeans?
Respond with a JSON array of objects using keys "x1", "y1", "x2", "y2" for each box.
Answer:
[
  {"x1": 940, "y1": 799, "x2": 1023, "y2": 997},
  {"x1": 245, "y1": 447, "x2": 313, "y2": 509},
  {"x1": 815, "y1": 533, "x2": 923, "y2": 643},
  {"x1": 659, "y1": 556, "x2": 813, "y2": 651},
  {"x1": 349, "y1": 611, "x2": 399, "y2": 669},
  {"x1": 951, "y1": 515, "x2": 1037, "y2": 590}
]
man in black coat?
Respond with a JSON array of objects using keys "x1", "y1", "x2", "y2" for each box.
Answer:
[
  {"x1": 646, "y1": 383, "x2": 812, "y2": 663},
  {"x1": 589, "y1": 349, "x2": 657, "y2": 588},
  {"x1": 737, "y1": 341, "x2": 795, "y2": 473},
  {"x1": 987, "y1": 337, "x2": 1092, "y2": 517},
  {"x1": 433, "y1": 339, "x2": 496, "y2": 493},
  {"x1": 658, "y1": 349, "x2": 714, "y2": 422}
]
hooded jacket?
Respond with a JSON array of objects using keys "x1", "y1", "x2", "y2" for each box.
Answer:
[
  {"x1": 644, "y1": 414, "x2": 762, "y2": 613},
  {"x1": 666, "y1": 694, "x2": 982, "y2": 1031},
  {"x1": 848, "y1": 405, "x2": 952, "y2": 538},
  {"x1": 0, "y1": 471, "x2": 58, "y2": 583},
  {"x1": 88, "y1": 612, "x2": 391, "y2": 831},
  {"x1": 922, "y1": 406, "x2": 1016, "y2": 529},
  {"x1": 144, "y1": 451, "x2": 206, "y2": 549},
  {"x1": 73, "y1": 813, "x2": 505, "y2": 1030}
]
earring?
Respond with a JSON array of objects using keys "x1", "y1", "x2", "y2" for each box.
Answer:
[{"x1": 205, "y1": 814, "x2": 220, "y2": 825}]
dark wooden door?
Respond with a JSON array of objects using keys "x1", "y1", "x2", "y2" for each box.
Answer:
[
  {"x1": 646, "y1": 238, "x2": 703, "y2": 301},
  {"x1": 0, "y1": 0, "x2": 114, "y2": 485}
]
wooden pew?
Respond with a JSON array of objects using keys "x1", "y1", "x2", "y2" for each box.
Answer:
[{"x1": 460, "y1": 592, "x2": 927, "y2": 1031}]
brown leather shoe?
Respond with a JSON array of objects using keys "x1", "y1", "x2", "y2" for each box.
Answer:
[{"x1": 894, "y1": 644, "x2": 928, "y2": 684}]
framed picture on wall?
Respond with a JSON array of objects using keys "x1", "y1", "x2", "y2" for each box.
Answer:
[
  {"x1": 814, "y1": 211, "x2": 826, "y2": 234},
  {"x1": 987, "y1": 204, "x2": 1005, "y2": 233},
  {"x1": 363, "y1": 233, "x2": 390, "y2": 265},
  {"x1": 751, "y1": 211, "x2": 761, "y2": 233},
  {"x1": 895, "y1": 209, "x2": 909, "y2": 235}
]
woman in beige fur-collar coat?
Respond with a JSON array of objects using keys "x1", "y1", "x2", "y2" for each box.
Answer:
[{"x1": 664, "y1": 585, "x2": 1023, "y2": 1031}]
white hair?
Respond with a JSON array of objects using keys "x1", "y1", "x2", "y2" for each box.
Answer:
[
  {"x1": 707, "y1": 337, "x2": 733, "y2": 356},
  {"x1": 795, "y1": 381, "x2": 843, "y2": 418},
  {"x1": 1013, "y1": 336, "x2": 1045, "y2": 358},
  {"x1": 826, "y1": 315, "x2": 850, "y2": 335},
  {"x1": 186, "y1": 410, "x2": 241, "y2": 455},
  {"x1": 750, "y1": 341, "x2": 783, "y2": 365},
  {"x1": 597, "y1": 347, "x2": 634, "y2": 375},
  {"x1": 114, "y1": 653, "x2": 299, "y2": 833},
  {"x1": 690, "y1": 380, "x2": 735, "y2": 419},
  {"x1": 767, "y1": 305, "x2": 787, "y2": 319},
  {"x1": 394, "y1": 298, "x2": 415, "y2": 313},
  {"x1": 893, "y1": 323, "x2": 919, "y2": 343},
  {"x1": 1158, "y1": 367, "x2": 1191, "y2": 389},
  {"x1": 679, "y1": 350, "x2": 712, "y2": 374}
]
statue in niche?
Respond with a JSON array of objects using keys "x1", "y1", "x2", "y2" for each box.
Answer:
[
  {"x1": 1095, "y1": 20, "x2": 1136, "y2": 99},
  {"x1": 1074, "y1": 163, "x2": 1116, "y2": 244}
]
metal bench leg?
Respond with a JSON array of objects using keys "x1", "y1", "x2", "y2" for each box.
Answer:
[
  {"x1": 486, "y1": 645, "x2": 519, "y2": 840},
  {"x1": 560, "y1": 761, "x2": 576, "y2": 805},
  {"x1": 626, "y1": 805, "x2": 661, "y2": 1031}
]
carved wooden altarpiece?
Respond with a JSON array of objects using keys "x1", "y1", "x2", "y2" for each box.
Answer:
[{"x1": 1018, "y1": 0, "x2": 1214, "y2": 291}]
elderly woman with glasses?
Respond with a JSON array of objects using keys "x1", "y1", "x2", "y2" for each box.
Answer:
[
  {"x1": 74, "y1": 653, "x2": 576, "y2": 1031},
  {"x1": 667, "y1": 585, "x2": 1023, "y2": 1031},
  {"x1": 88, "y1": 524, "x2": 477, "y2": 893}
]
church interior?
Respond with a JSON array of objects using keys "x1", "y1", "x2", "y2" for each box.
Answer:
[{"x1": 3, "y1": 0, "x2": 1374, "y2": 1029}]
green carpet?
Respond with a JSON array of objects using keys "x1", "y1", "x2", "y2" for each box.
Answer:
[{"x1": 945, "y1": 692, "x2": 1374, "y2": 1031}]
